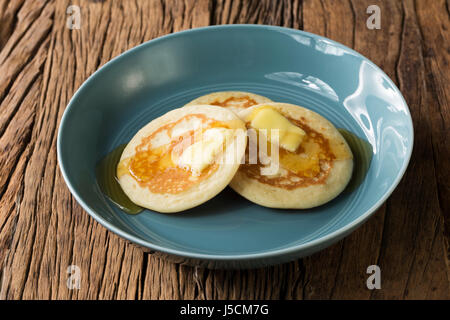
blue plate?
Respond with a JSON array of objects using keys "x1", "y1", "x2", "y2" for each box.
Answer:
[{"x1": 57, "y1": 25, "x2": 413, "y2": 268}]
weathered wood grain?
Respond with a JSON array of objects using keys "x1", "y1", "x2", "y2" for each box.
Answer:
[{"x1": 0, "y1": 0, "x2": 448, "y2": 300}]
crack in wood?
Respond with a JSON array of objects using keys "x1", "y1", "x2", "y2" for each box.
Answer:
[{"x1": 0, "y1": 0, "x2": 448, "y2": 300}]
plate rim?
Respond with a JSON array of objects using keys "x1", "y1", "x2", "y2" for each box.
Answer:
[{"x1": 57, "y1": 24, "x2": 414, "y2": 261}]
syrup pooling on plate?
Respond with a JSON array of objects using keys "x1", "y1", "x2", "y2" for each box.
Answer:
[
  {"x1": 96, "y1": 144, "x2": 143, "y2": 214},
  {"x1": 117, "y1": 114, "x2": 239, "y2": 194}
]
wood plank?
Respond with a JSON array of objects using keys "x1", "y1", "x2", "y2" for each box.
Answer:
[
  {"x1": 0, "y1": 0, "x2": 448, "y2": 299},
  {"x1": 0, "y1": 0, "x2": 54, "y2": 299}
]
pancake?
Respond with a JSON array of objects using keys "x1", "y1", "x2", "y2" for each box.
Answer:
[
  {"x1": 229, "y1": 103, "x2": 353, "y2": 209},
  {"x1": 117, "y1": 105, "x2": 247, "y2": 213},
  {"x1": 185, "y1": 91, "x2": 272, "y2": 113}
]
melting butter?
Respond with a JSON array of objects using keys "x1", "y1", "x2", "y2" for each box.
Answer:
[
  {"x1": 338, "y1": 128, "x2": 373, "y2": 193},
  {"x1": 247, "y1": 106, "x2": 306, "y2": 152},
  {"x1": 177, "y1": 128, "x2": 233, "y2": 175}
]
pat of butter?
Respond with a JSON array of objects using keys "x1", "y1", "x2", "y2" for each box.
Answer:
[
  {"x1": 249, "y1": 107, "x2": 306, "y2": 152},
  {"x1": 178, "y1": 128, "x2": 232, "y2": 175}
]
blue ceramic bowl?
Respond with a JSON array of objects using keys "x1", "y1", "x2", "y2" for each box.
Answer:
[{"x1": 58, "y1": 25, "x2": 413, "y2": 268}]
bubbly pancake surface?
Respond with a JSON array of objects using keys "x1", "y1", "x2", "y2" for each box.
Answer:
[
  {"x1": 230, "y1": 103, "x2": 353, "y2": 209},
  {"x1": 118, "y1": 105, "x2": 247, "y2": 213},
  {"x1": 185, "y1": 91, "x2": 272, "y2": 113}
]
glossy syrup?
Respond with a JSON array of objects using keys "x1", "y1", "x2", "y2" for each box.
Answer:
[
  {"x1": 338, "y1": 128, "x2": 373, "y2": 193},
  {"x1": 96, "y1": 144, "x2": 143, "y2": 214}
]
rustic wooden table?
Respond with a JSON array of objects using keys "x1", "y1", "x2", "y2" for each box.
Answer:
[{"x1": 0, "y1": 0, "x2": 448, "y2": 300}]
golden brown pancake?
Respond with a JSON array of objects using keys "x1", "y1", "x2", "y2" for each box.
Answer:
[
  {"x1": 230, "y1": 103, "x2": 353, "y2": 209},
  {"x1": 185, "y1": 91, "x2": 272, "y2": 114},
  {"x1": 117, "y1": 105, "x2": 247, "y2": 213}
]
